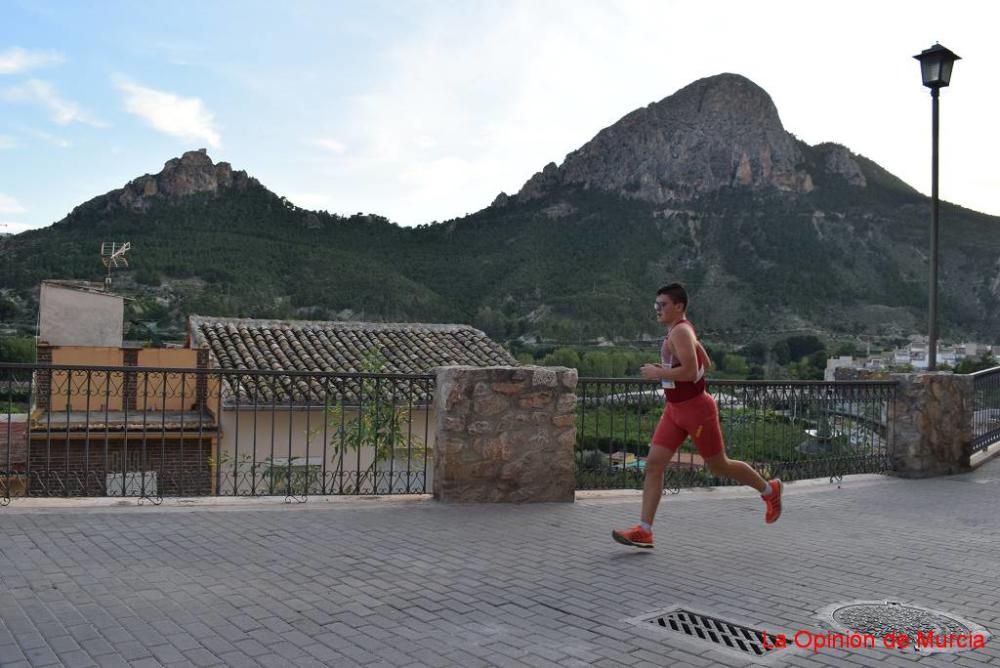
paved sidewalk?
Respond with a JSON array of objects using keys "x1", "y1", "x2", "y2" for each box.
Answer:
[{"x1": 1, "y1": 458, "x2": 999, "y2": 668}]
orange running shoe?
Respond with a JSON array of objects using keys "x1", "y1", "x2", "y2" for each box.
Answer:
[
  {"x1": 612, "y1": 524, "x2": 654, "y2": 549},
  {"x1": 763, "y1": 479, "x2": 783, "y2": 524}
]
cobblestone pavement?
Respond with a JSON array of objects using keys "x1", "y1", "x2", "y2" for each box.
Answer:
[{"x1": 1, "y1": 457, "x2": 999, "y2": 667}]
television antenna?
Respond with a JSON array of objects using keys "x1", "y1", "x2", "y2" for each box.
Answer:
[{"x1": 100, "y1": 241, "x2": 131, "y2": 290}]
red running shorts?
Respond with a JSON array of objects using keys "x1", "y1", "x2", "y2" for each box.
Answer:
[{"x1": 651, "y1": 391, "x2": 724, "y2": 458}]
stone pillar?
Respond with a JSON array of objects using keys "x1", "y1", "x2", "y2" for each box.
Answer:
[
  {"x1": 889, "y1": 372, "x2": 975, "y2": 477},
  {"x1": 433, "y1": 365, "x2": 577, "y2": 503}
]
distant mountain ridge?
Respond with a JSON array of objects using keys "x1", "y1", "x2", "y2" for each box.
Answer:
[
  {"x1": 65, "y1": 148, "x2": 256, "y2": 217},
  {"x1": 2, "y1": 73, "x2": 999, "y2": 346},
  {"x1": 510, "y1": 74, "x2": 894, "y2": 206}
]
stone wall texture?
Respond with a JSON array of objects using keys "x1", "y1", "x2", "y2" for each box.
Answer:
[
  {"x1": 889, "y1": 372, "x2": 975, "y2": 477},
  {"x1": 433, "y1": 366, "x2": 577, "y2": 503}
]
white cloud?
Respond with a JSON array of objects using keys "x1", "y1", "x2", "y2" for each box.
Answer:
[
  {"x1": 0, "y1": 47, "x2": 63, "y2": 75},
  {"x1": 314, "y1": 0, "x2": 1000, "y2": 224},
  {"x1": 0, "y1": 135, "x2": 14, "y2": 150},
  {"x1": 0, "y1": 194, "x2": 27, "y2": 215},
  {"x1": 315, "y1": 138, "x2": 346, "y2": 154},
  {"x1": 0, "y1": 79, "x2": 106, "y2": 126},
  {"x1": 331, "y1": 0, "x2": 703, "y2": 225},
  {"x1": 146, "y1": 40, "x2": 204, "y2": 67},
  {"x1": 414, "y1": 136, "x2": 436, "y2": 150},
  {"x1": 0, "y1": 221, "x2": 40, "y2": 235},
  {"x1": 29, "y1": 129, "x2": 71, "y2": 148},
  {"x1": 115, "y1": 77, "x2": 221, "y2": 147}
]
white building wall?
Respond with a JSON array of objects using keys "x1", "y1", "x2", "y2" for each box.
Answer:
[
  {"x1": 39, "y1": 283, "x2": 123, "y2": 347},
  {"x1": 824, "y1": 356, "x2": 856, "y2": 381},
  {"x1": 216, "y1": 407, "x2": 436, "y2": 494}
]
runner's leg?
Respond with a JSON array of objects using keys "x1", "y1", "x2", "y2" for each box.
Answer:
[
  {"x1": 612, "y1": 403, "x2": 685, "y2": 548},
  {"x1": 704, "y1": 452, "x2": 768, "y2": 491},
  {"x1": 642, "y1": 440, "x2": 679, "y2": 525},
  {"x1": 689, "y1": 394, "x2": 783, "y2": 523}
]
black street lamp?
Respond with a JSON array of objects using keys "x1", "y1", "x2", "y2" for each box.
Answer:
[{"x1": 914, "y1": 43, "x2": 960, "y2": 371}]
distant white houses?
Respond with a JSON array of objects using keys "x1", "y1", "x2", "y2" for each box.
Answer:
[
  {"x1": 829, "y1": 339, "x2": 995, "y2": 378},
  {"x1": 824, "y1": 356, "x2": 857, "y2": 381}
]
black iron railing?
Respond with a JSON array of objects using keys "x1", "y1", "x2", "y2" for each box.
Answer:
[
  {"x1": 576, "y1": 378, "x2": 895, "y2": 490},
  {"x1": 1, "y1": 364, "x2": 433, "y2": 502},
  {"x1": 972, "y1": 366, "x2": 1000, "y2": 454}
]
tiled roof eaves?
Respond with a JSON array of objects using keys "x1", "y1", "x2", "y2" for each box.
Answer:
[{"x1": 188, "y1": 315, "x2": 516, "y2": 381}]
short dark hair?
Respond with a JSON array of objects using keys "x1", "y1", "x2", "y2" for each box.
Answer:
[{"x1": 657, "y1": 283, "x2": 688, "y2": 310}]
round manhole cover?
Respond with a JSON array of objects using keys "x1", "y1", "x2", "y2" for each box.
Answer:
[{"x1": 817, "y1": 601, "x2": 990, "y2": 654}]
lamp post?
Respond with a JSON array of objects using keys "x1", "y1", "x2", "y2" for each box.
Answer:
[{"x1": 914, "y1": 43, "x2": 960, "y2": 371}]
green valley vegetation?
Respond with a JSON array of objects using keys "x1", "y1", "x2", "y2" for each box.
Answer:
[
  {"x1": 3, "y1": 173, "x2": 999, "y2": 350},
  {"x1": 511, "y1": 334, "x2": 831, "y2": 381}
]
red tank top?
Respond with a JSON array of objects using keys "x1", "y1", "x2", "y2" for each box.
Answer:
[{"x1": 660, "y1": 318, "x2": 707, "y2": 402}]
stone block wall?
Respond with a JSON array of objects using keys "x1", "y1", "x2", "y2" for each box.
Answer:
[
  {"x1": 433, "y1": 365, "x2": 577, "y2": 502},
  {"x1": 834, "y1": 368, "x2": 977, "y2": 477},
  {"x1": 889, "y1": 372, "x2": 975, "y2": 477}
]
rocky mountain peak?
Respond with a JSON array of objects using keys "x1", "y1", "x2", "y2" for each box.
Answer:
[
  {"x1": 517, "y1": 73, "x2": 821, "y2": 203},
  {"x1": 113, "y1": 149, "x2": 253, "y2": 212}
]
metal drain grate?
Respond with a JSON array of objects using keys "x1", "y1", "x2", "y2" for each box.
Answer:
[
  {"x1": 632, "y1": 607, "x2": 786, "y2": 657},
  {"x1": 818, "y1": 600, "x2": 991, "y2": 655}
]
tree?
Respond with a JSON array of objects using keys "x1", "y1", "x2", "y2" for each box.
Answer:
[
  {"x1": 543, "y1": 347, "x2": 580, "y2": 369},
  {"x1": 0, "y1": 298, "x2": 17, "y2": 322},
  {"x1": 786, "y1": 335, "x2": 825, "y2": 361},
  {"x1": 741, "y1": 341, "x2": 768, "y2": 364},
  {"x1": 319, "y1": 351, "x2": 429, "y2": 493},
  {"x1": 834, "y1": 341, "x2": 859, "y2": 357},
  {"x1": 610, "y1": 352, "x2": 629, "y2": 377},
  {"x1": 581, "y1": 351, "x2": 612, "y2": 377},
  {"x1": 0, "y1": 336, "x2": 35, "y2": 363},
  {"x1": 722, "y1": 354, "x2": 749, "y2": 376},
  {"x1": 134, "y1": 267, "x2": 162, "y2": 286},
  {"x1": 772, "y1": 340, "x2": 791, "y2": 366},
  {"x1": 955, "y1": 354, "x2": 998, "y2": 374},
  {"x1": 514, "y1": 352, "x2": 535, "y2": 365},
  {"x1": 790, "y1": 359, "x2": 822, "y2": 380}
]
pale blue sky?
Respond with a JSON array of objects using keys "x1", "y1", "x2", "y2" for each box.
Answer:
[{"x1": 1, "y1": 0, "x2": 998, "y2": 235}]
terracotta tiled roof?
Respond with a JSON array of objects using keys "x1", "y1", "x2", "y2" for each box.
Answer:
[{"x1": 188, "y1": 316, "x2": 516, "y2": 405}]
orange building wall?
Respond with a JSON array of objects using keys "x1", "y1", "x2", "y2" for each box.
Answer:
[
  {"x1": 49, "y1": 347, "x2": 124, "y2": 411},
  {"x1": 45, "y1": 347, "x2": 209, "y2": 413},
  {"x1": 136, "y1": 349, "x2": 200, "y2": 411}
]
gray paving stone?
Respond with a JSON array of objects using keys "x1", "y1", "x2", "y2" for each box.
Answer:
[
  {"x1": 80, "y1": 636, "x2": 116, "y2": 656},
  {"x1": 127, "y1": 659, "x2": 165, "y2": 668},
  {"x1": 93, "y1": 654, "x2": 132, "y2": 668},
  {"x1": 54, "y1": 649, "x2": 98, "y2": 667},
  {"x1": 181, "y1": 647, "x2": 222, "y2": 667},
  {"x1": 110, "y1": 640, "x2": 152, "y2": 661},
  {"x1": 149, "y1": 643, "x2": 187, "y2": 664},
  {"x1": 14, "y1": 633, "x2": 47, "y2": 651},
  {"x1": 2, "y1": 461, "x2": 1000, "y2": 668},
  {"x1": 0, "y1": 644, "x2": 27, "y2": 664},
  {"x1": 214, "y1": 652, "x2": 260, "y2": 668}
]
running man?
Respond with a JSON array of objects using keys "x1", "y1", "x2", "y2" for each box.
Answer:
[{"x1": 612, "y1": 283, "x2": 783, "y2": 549}]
